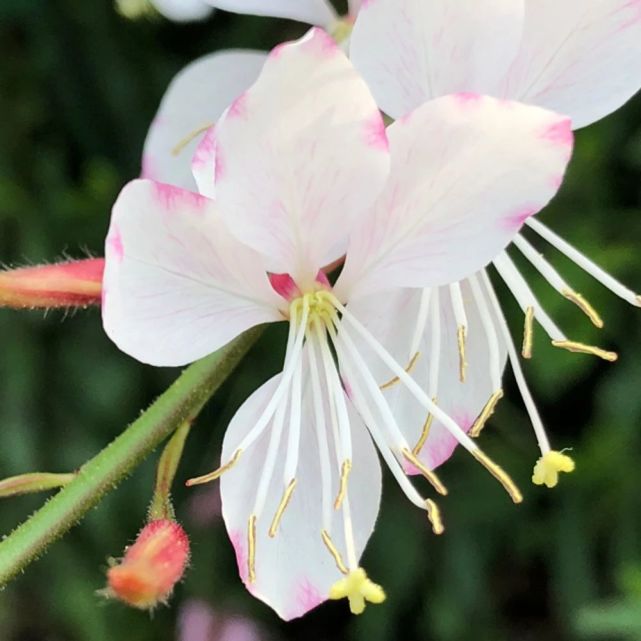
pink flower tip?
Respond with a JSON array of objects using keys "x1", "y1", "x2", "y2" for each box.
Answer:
[
  {"x1": 0, "y1": 258, "x2": 104, "y2": 309},
  {"x1": 541, "y1": 118, "x2": 573, "y2": 147},
  {"x1": 106, "y1": 519, "x2": 190, "y2": 610}
]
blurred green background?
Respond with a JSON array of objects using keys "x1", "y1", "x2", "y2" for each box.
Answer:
[{"x1": 2, "y1": 1, "x2": 641, "y2": 640}]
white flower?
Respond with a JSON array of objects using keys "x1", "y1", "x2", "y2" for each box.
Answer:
[
  {"x1": 103, "y1": 29, "x2": 572, "y2": 617},
  {"x1": 348, "y1": 0, "x2": 641, "y2": 482}
]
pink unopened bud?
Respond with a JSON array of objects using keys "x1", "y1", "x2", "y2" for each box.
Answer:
[
  {"x1": 0, "y1": 258, "x2": 104, "y2": 309},
  {"x1": 106, "y1": 519, "x2": 190, "y2": 609}
]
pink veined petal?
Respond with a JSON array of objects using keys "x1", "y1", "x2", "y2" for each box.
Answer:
[
  {"x1": 212, "y1": 27, "x2": 390, "y2": 283},
  {"x1": 204, "y1": 0, "x2": 337, "y2": 26},
  {"x1": 220, "y1": 368, "x2": 382, "y2": 621},
  {"x1": 102, "y1": 179, "x2": 282, "y2": 367},
  {"x1": 142, "y1": 51, "x2": 267, "y2": 194},
  {"x1": 335, "y1": 94, "x2": 573, "y2": 301},
  {"x1": 350, "y1": 0, "x2": 525, "y2": 119},
  {"x1": 152, "y1": 0, "x2": 213, "y2": 21},
  {"x1": 345, "y1": 284, "x2": 507, "y2": 471},
  {"x1": 500, "y1": 0, "x2": 641, "y2": 129}
]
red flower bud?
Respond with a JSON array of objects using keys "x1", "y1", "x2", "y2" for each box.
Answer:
[
  {"x1": 0, "y1": 258, "x2": 104, "y2": 309},
  {"x1": 106, "y1": 519, "x2": 190, "y2": 609}
]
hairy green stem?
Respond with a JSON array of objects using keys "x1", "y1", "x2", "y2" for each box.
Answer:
[{"x1": 0, "y1": 327, "x2": 263, "y2": 586}]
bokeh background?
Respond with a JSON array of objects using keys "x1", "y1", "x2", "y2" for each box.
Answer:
[{"x1": 2, "y1": 1, "x2": 641, "y2": 640}]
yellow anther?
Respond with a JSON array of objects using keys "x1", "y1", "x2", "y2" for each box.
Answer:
[
  {"x1": 469, "y1": 390, "x2": 504, "y2": 438},
  {"x1": 413, "y1": 399, "x2": 437, "y2": 456},
  {"x1": 268, "y1": 479, "x2": 297, "y2": 537},
  {"x1": 321, "y1": 530, "x2": 348, "y2": 575},
  {"x1": 401, "y1": 448, "x2": 448, "y2": 496},
  {"x1": 334, "y1": 460, "x2": 352, "y2": 510},
  {"x1": 552, "y1": 340, "x2": 618, "y2": 362},
  {"x1": 532, "y1": 451, "x2": 575, "y2": 488},
  {"x1": 425, "y1": 499, "x2": 445, "y2": 535},
  {"x1": 522, "y1": 306, "x2": 535, "y2": 359},
  {"x1": 472, "y1": 449, "x2": 523, "y2": 504},
  {"x1": 457, "y1": 326, "x2": 467, "y2": 382},
  {"x1": 380, "y1": 352, "x2": 420, "y2": 390},
  {"x1": 185, "y1": 449, "x2": 242, "y2": 487},
  {"x1": 562, "y1": 290, "x2": 604, "y2": 328},
  {"x1": 247, "y1": 514, "x2": 257, "y2": 584},
  {"x1": 329, "y1": 568, "x2": 386, "y2": 615}
]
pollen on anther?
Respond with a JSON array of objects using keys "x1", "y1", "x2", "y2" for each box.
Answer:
[{"x1": 532, "y1": 451, "x2": 575, "y2": 488}]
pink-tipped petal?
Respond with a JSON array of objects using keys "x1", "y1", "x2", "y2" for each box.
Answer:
[
  {"x1": 350, "y1": 0, "x2": 525, "y2": 119},
  {"x1": 142, "y1": 51, "x2": 267, "y2": 193},
  {"x1": 501, "y1": 0, "x2": 641, "y2": 128},
  {"x1": 220, "y1": 367, "x2": 381, "y2": 620},
  {"x1": 102, "y1": 179, "x2": 282, "y2": 367},
  {"x1": 213, "y1": 28, "x2": 390, "y2": 281},
  {"x1": 204, "y1": 0, "x2": 337, "y2": 26},
  {"x1": 336, "y1": 94, "x2": 573, "y2": 299}
]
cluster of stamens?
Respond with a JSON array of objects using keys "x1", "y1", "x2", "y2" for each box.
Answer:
[{"x1": 184, "y1": 215, "x2": 641, "y2": 613}]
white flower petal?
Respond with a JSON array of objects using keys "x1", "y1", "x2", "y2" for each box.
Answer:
[
  {"x1": 142, "y1": 51, "x2": 267, "y2": 193},
  {"x1": 212, "y1": 27, "x2": 390, "y2": 280},
  {"x1": 152, "y1": 0, "x2": 213, "y2": 21},
  {"x1": 336, "y1": 94, "x2": 573, "y2": 300},
  {"x1": 345, "y1": 284, "x2": 507, "y2": 471},
  {"x1": 102, "y1": 180, "x2": 282, "y2": 367},
  {"x1": 205, "y1": 0, "x2": 337, "y2": 26},
  {"x1": 220, "y1": 369, "x2": 382, "y2": 620},
  {"x1": 350, "y1": 0, "x2": 525, "y2": 119},
  {"x1": 501, "y1": 0, "x2": 641, "y2": 129}
]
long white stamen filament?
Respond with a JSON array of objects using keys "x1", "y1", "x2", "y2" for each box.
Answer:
[
  {"x1": 331, "y1": 303, "x2": 521, "y2": 502},
  {"x1": 429, "y1": 288, "x2": 441, "y2": 399},
  {"x1": 493, "y1": 251, "x2": 565, "y2": 341},
  {"x1": 340, "y1": 493, "x2": 359, "y2": 570},
  {"x1": 409, "y1": 287, "x2": 432, "y2": 359},
  {"x1": 513, "y1": 234, "x2": 604, "y2": 328},
  {"x1": 333, "y1": 333, "x2": 426, "y2": 510},
  {"x1": 527, "y1": 218, "x2": 641, "y2": 307},
  {"x1": 331, "y1": 315, "x2": 420, "y2": 458},
  {"x1": 316, "y1": 321, "x2": 353, "y2": 464},
  {"x1": 513, "y1": 234, "x2": 573, "y2": 293},
  {"x1": 282, "y1": 348, "x2": 303, "y2": 484},
  {"x1": 469, "y1": 273, "x2": 502, "y2": 390},
  {"x1": 449, "y1": 282, "x2": 468, "y2": 329},
  {"x1": 307, "y1": 329, "x2": 334, "y2": 531},
  {"x1": 252, "y1": 390, "x2": 288, "y2": 519},
  {"x1": 235, "y1": 300, "x2": 309, "y2": 453},
  {"x1": 332, "y1": 298, "x2": 480, "y2": 455},
  {"x1": 480, "y1": 271, "x2": 551, "y2": 454}
]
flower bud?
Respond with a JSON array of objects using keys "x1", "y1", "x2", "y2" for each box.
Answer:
[
  {"x1": 0, "y1": 258, "x2": 104, "y2": 309},
  {"x1": 106, "y1": 519, "x2": 190, "y2": 609}
]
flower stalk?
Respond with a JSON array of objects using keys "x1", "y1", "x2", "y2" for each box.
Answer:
[
  {"x1": 148, "y1": 419, "x2": 192, "y2": 521},
  {"x1": 0, "y1": 326, "x2": 262, "y2": 587},
  {"x1": 0, "y1": 472, "x2": 77, "y2": 498}
]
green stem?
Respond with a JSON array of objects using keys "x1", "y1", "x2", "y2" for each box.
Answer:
[{"x1": 0, "y1": 327, "x2": 263, "y2": 586}]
